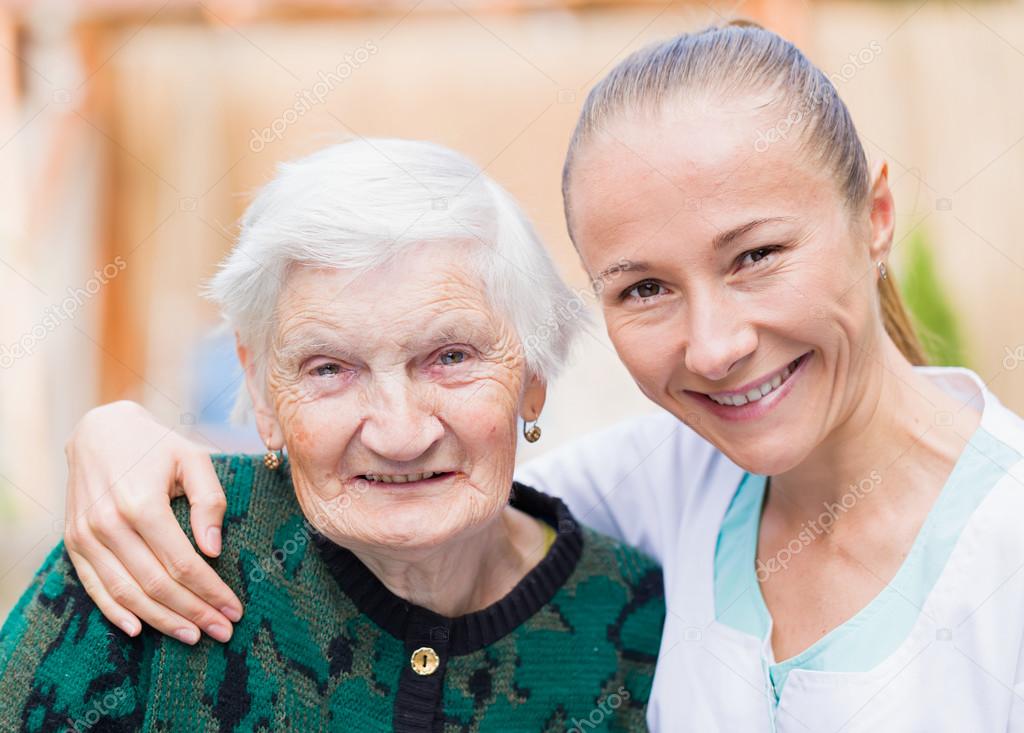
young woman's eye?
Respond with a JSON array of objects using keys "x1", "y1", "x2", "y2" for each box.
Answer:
[
  {"x1": 311, "y1": 363, "x2": 342, "y2": 378},
  {"x1": 438, "y1": 349, "x2": 469, "y2": 366},
  {"x1": 738, "y1": 246, "x2": 782, "y2": 269},
  {"x1": 623, "y1": 280, "x2": 666, "y2": 300}
]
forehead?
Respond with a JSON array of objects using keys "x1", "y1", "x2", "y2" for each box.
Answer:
[
  {"x1": 569, "y1": 100, "x2": 837, "y2": 263},
  {"x1": 274, "y1": 244, "x2": 499, "y2": 339}
]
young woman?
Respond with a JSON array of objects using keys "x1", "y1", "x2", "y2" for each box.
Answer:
[{"x1": 51, "y1": 21, "x2": 1024, "y2": 731}]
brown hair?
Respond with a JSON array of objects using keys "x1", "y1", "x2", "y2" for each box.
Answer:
[{"x1": 562, "y1": 20, "x2": 927, "y2": 365}]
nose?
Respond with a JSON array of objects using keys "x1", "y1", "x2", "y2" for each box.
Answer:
[
  {"x1": 682, "y1": 288, "x2": 757, "y2": 382},
  {"x1": 359, "y1": 376, "x2": 444, "y2": 462}
]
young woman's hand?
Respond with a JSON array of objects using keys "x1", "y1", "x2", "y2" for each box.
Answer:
[{"x1": 63, "y1": 401, "x2": 243, "y2": 644}]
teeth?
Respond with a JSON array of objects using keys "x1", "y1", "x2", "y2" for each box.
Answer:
[
  {"x1": 365, "y1": 471, "x2": 438, "y2": 484},
  {"x1": 707, "y1": 359, "x2": 800, "y2": 407}
]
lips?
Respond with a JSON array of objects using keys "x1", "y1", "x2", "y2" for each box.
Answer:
[
  {"x1": 703, "y1": 353, "x2": 809, "y2": 407},
  {"x1": 359, "y1": 471, "x2": 453, "y2": 485}
]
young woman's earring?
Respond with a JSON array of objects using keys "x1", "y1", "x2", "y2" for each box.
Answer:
[
  {"x1": 263, "y1": 447, "x2": 282, "y2": 470},
  {"x1": 523, "y1": 420, "x2": 542, "y2": 443},
  {"x1": 877, "y1": 261, "x2": 888, "y2": 280}
]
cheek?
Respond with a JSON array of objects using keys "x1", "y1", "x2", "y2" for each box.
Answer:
[
  {"x1": 606, "y1": 313, "x2": 680, "y2": 385},
  {"x1": 277, "y1": 393, "x2": 357, "y2": 467},
  {"x1": 441, "y1": 380, "x2": 521, "y2": 473},
  {"x1": 452, "y1": 389, "x2": 517, "y2": 443},
  {"x1": 806, "y1": 276, "x2": 878, "y2": 354}
]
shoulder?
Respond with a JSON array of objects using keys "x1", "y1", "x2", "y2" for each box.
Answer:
[
  {"x1": 964, "y1": 372, "x2": 1024, "y2": 502},
  {"x1": 172, "y1": 453, "x2": 303, "y2": 552},
  {"x1": 512, "y1": 483, "x2": 664, "y2": 719},
  {"x1": 511, "y1": 481, "x2": 664, "y2": 630},
  {"x1": 536, "y1": 478, "x2": 665, "y2": 654},
  {"x1": 575, "y1": 525, "x2": 665, "y2": 625},
  {"x1": 519, "y1": 408, "x2": 735, "y2": 504},
  {"x1": 0, "y1": 542, "x2": 151, "y2": 730},
  {"x1": 522, "y1": 409, "x2": 714, "y2": 478},
  {"x1": 553, "y1": 506, "x2": 665, "y2": 715},
  {"x1": 515, "y1": 411, "x2": 741, "y2": 560}
]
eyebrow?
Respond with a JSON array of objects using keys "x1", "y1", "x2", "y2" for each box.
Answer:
[
  {"x1": 712, "y1": 216, "x2": 795, "y2": 251},
  {"x1": 275, "y1": 317, "x2": 490, "y2": 364},
  {"x1": 594, "y1": 259, "x2": 649, "y2": 284},
  {"x1": 276, "y1": 332, "x2": 354, "y2": 365}
]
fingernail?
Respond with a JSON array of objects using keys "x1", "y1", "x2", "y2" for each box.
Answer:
[
  {"x1": 120, "y1": 617, "x2": 140, "y2": 636},
  {"x1": 206, "y1": 527, "x2": 222, "y2": 556},
  {"x1": 173, "y1": 627, "x2": 200, "y2": 645},
  {"x1": 206, "y1": 623, "x2": 232, "y2": 643},
  {"x1": 220, "y1": 605, "x2": 242, "y2": 623}
]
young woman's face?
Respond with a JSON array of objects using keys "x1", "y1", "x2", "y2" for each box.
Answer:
[{"x1": 567, "y1": 101, "x2": 891, "y2": 475}]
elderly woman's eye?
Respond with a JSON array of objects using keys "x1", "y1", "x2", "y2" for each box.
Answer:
[
  {"x1": 438, "y1": 349, "x2": 468, "y2": 366},
  {"x1": 624, "y1": 280, "x2": 665, "y2": 300},
  {"x1": 311, "y1": 363, "x2": 342, "y2": 377}
]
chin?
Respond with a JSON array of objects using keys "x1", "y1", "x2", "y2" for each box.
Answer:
[
  {"x1": 711, "y1": 433, "x2": 811, "y2": 477},
  {"x1": 361, "y1": 505, "x2": 476, "y2": 553}
]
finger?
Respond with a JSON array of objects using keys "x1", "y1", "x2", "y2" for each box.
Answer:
[
  {"x1": 96, "y1": 513, "x2": 239, "y2": 638},
  {"x1": 178, "y1": 450, "x2": 227, "y2": 558},
  {"x1": 130, "y1": 499, "x2": 243, "y2": 621},
  {"x1": 67, "y1": 548, "x2": 142, "y2": 637},
  {"x1": 78, "y1": 535, "x2": 204, "y2": 645}
]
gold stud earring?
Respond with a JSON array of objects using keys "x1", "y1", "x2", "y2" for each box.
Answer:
[
  {"x1": 878, "y1": 261, "x2": 888, "y2": 280},
  {"x1": 523, "y1": 420, "x2": 542, "y2": 443},
  {"x1": 263, "y1": 448, "x2": 282, "y2": 471}
]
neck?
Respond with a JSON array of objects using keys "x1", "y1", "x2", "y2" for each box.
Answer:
[
  {"x1": 352, "y1": 505, "x2": 547, "y2": 618},
  {"x1": 770, "y1": 338, "x2": 979, "y2": 523}
]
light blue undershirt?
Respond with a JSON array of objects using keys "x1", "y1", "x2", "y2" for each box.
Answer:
[{"x1": 714, "y1": 426, "x2": 1021, "y2": 701}]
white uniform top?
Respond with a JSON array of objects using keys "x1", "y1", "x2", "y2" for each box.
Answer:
[{"x1": 515, "y1": 367, "x2": 1024, "y2": 732}]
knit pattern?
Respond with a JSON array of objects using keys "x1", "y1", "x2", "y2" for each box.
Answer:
[{"x1": 0, "y1": 455, "x2": 664, "y2": 732}]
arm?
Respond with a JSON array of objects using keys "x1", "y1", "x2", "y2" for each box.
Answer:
[
  {"x1": 0, "y1": 541, "x2": 150, "y2": 731},
  {"x1": 63, "y1": 401, "x2": 242, "y2": 642},
  {"x1": 514, "y1": 410, "x2": 729, "y2": 564},
  {"x1": 64, "y1": 401, "x2": 725, "y2": 639}
]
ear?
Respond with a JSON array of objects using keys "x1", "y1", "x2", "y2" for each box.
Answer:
[
  {"x1": 235, "y1": 334, "x2": 284, "y2": 450},
  {"x1": 865, "y1": 159, "x2": 896, "y2": 271},
  {"x1": 519, "y1": 373, "x2": 548, "y2": 422}
]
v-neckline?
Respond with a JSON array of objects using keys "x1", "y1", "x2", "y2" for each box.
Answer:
[
  {"x1": 750, "y1": 428, "x2": 981, "y2": 667},
  {"x1": 713, "y1": 423, "x2": 1016, "y2": 699}
]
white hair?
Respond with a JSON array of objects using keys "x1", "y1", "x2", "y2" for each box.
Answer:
[{"x1": 206, "y1": 138, "x2": 583, "y2": 421}]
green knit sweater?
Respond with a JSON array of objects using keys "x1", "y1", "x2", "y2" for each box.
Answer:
[{"x1": 0, "y1": 455, "x2": 664, "y2": 732}]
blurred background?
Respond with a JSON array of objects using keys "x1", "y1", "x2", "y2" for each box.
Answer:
[{"x1": 1, "y1": 0, "x2": 1023, "y2": 616}]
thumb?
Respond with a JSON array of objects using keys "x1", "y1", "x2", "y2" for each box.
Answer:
[{"x1": 178, "y1": 449, "x2": 226, "y2": 557}]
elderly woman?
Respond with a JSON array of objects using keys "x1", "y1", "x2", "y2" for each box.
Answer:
[{"x1": 0, "y1": 140, "x2": 663, "y2": 731}]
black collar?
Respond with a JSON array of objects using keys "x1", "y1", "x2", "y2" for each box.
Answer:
[{"x1": 311, "y1": 482, "x2": 584, "y2": 656}]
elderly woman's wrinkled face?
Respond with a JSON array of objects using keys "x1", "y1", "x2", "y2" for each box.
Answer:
[
  {"x1": 567, "y1": 101, "x2": 892, "y2": 476},
  {"x1": 242, "y1": 243, "x2": 544, "y2": 555}
]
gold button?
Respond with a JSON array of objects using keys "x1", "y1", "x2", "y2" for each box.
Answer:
[{"x1": 410, "y1": 646, "x2": 440, "y2": 676}]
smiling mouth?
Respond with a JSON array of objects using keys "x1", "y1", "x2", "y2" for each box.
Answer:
[
  {"x1": 359, "y1": 471, "x2": 455, "y2": 485},
  {"x1": 702, "y1": 352, "x2": 810, "y2": 407}
]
